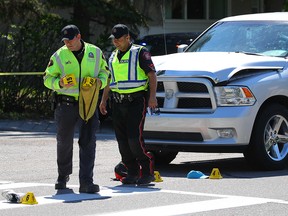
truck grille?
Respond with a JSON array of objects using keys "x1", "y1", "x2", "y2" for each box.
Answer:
[{"x1": 156, "y1": 77, "x2": 216, "y2": 113}]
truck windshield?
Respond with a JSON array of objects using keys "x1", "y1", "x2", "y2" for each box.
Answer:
[{"x1": 186, "y1": 21, "x2": 288, "y2": 57}]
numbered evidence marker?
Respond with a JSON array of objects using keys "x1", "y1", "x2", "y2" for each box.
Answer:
[
  {"x1": 21, "y1": 192, "x2": 38, "y2": 205},
  {"x1": 63, "y1": 74, "x2": 76, "y2": 85},
  {"x1": 209, "y1": 168, "x2": 223, "y2": 179},
  {"x1": 154, "y1": 171, "x2": 163, "y2": 182}
]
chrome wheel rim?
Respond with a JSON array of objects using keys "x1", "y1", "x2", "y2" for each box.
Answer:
[{"x1": 264, "y1": 115, "x2": 288, "y2": 161}]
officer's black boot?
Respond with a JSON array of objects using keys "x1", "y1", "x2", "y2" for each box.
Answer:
[
  {"x1": 79, "y1": 183, "x2": 100, "y2": 193},
  {"x1": 137, "y1": 161, "x2": 155, "y2": 185},
  {"x1": 55, "y1": 175, "x2": 70, "y2": 189},
  {"x1": 121, "y1": 162, "x2": 140, "y2": 184},
  {"x1": 121, "y1": 175, "x2": 139, "y2": 184},
  {"x1": 137, "y1": 175, "x2": 155, "y2": 185}
]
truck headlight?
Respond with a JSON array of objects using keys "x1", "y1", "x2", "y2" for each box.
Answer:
[{"x1": 214, "y1": 86, "x2": 256, "y2": 106}]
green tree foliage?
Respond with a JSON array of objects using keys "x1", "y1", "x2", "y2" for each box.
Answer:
[
  {"x1": 284, "y1": 0, "x2": 288, "y2": 11},
  {"x1": 46, "y1": 0, "x2": 150, "y2": 49},
  {"x1": 0, "y1": 0, "x2": 150, "y2": 119},
  {"x1": 0, "y1": 0, "x2": 66, "y2": 118}
]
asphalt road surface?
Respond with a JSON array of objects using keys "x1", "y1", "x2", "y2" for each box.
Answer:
[{"x1": 1, "y1": 131, "x2": 288, "y2": 216}]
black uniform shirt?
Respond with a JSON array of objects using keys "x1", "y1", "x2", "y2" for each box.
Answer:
[{"x1": 72, "y1": 40, "x2": 85, "y2": 63}]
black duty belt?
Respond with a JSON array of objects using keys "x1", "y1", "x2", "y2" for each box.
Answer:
[
  {"x1": 56, "y1": 94, "x2": 78, "y2": 105},
  {"x1": 112, "y1": 91, "x2": 146, "y2": 103}
]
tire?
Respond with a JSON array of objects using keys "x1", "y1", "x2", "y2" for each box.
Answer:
[
  {"x1": 244, "y1": 104, "x2": 288, "y2": 170},
  {"x1": 151, "y1": 150, "x2": 178, "y2": 165}
]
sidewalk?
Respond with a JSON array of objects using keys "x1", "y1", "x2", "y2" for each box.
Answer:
[{"x1": 0, "y1": 119, "x2": 114, "y2": 134}]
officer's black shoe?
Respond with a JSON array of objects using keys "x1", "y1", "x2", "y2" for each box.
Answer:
[
  {"x1": 79, "y1": 184, "x2": 100, "y2": 193},
  {"x1": 121, "y1": 175, "x2": 138, "y2": 184},
  {"x1": 55, "y1": 175, "x2": 69, "y2": 190},
  {"x1": 136, "y1": 175, "x2": 155, "y2": 185}
]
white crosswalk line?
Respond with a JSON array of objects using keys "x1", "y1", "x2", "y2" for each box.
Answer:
[
  {"x1": 0, "y1": 184, "x2": 160, "y2": 210},
  {"x1": 95, "y1": 196, "x2": 270, "y2": 216},
  {"x1": 1, "y1": 182, "x2": 288, "y2": 215}
]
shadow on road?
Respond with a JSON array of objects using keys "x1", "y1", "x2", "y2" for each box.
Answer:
[{"x1": 156, "y1": 156, "x2": 288, "y2": 179}]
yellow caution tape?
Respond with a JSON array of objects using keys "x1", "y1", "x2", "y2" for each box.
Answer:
[{"x1": 0, "y1": 72, "x2": 43, "y2": 76}]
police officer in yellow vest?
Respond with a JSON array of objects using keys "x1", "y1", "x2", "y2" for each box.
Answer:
[
  {"x1": 100, "y1": 24, "x2": 157, "y2": 185},
  {"x1": 44, "y1": 25, "x2": 109, "y2": 193}
]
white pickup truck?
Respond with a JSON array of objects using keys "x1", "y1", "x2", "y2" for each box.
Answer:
[{"x1": 144, "y1": 12, "x2": 288, "y2": 170}]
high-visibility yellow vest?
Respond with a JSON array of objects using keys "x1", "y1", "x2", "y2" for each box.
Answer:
[
  {"x1": 44, "y1": 42, "x2": 109, "y2": 98},
  {"x1": 108, "y1": 44, "x2": 148, "y2": 94}
]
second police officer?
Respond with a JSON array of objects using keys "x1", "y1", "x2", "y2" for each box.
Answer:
[{"x1": 100, "y1": 24, "x2": 158, "y2": 185}]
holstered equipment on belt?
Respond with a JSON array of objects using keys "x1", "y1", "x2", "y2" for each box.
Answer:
[
  {"x1": 52, "y1": 93, "x2": 77, "y2": 109},
  {"x1": 79, "y1": 77, "x2": 100, "y2": 122},
  {"x1": 112, "y1": 91, "x2": 146, "y2": 103}
]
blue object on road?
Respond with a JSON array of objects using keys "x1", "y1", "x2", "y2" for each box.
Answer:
[{"x1": 187, "y1": 170, "x2": 209, "y2": 179}]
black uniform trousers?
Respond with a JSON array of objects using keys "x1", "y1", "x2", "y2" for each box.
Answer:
[
  {"x1": 112, "y1": 95, "x2": 154, "y2": 177},
  {"x1": 54, "y1": 102, "x2": 99, "y2": 185}
]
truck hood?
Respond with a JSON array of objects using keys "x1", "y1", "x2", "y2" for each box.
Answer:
[{"x1": 152, "y1": 52, "x2": 286, "y2": 83}]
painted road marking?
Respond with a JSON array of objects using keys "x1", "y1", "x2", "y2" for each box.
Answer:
[
  {"x1": 96, "y1": 196, "x2": 287, "y2": 216},
  {"x1": 0, "y1": 182, "x2": 288, "y2": 214},
  {"x1": 0, "y1": 182, "x2": 52, "y2": 190},
  {"x1": 0, "y1": 183, "x2": 158, "y2": 210}
]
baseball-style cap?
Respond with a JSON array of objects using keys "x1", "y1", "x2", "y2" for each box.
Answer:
[
  {"x1": 187, "y1": 170, "x2": 209, "y2": 179},
  {"x1": 109, "y1": 24, "x2": 129, "y2": 39},
  {"x1": 61, "y1": 24, "x2": 80, "y2": 41}
]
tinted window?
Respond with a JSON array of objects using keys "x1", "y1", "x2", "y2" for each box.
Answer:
[
  {"x1": 187, "y1": 21, "x2": 288, "y2": 57},
  {"x1": 135, "y1": 32, "x2": 200, "y2": 56}
]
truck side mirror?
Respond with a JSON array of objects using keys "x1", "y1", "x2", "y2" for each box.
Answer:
[{"x1": 177, "y1": 44, "x2": 188, "y2": 53}]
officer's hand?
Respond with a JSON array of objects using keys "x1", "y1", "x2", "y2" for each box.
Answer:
[
  {"x1": 148, "y1": 96, "x2": 158, "y2": 109},
  {"x1": 59, "y1": 76, "x2": 75, "y2": 88},
  {"x1": 96, "y1": 78, "x2": 102, "y2": 89},
  {"x1": 99, "y1": 101, "x2": 107, "y2": 115}
]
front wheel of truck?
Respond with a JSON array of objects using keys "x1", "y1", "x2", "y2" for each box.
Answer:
[
  {"x1": 244, "y1": 104, "x2": 288, "y2": 170},
  {"x1": 150, "y1": 150, "x2": 178, "y2": 165}
]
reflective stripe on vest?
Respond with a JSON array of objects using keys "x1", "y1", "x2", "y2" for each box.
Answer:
[
  {"x1": 109, "y1": 45, "x2": 148, "y2": 92},
  {"x1": 108, "y1": 51, "x2": 116, "y2": 83},
  {"x1": 94, "y1": 48, "x2": 101, "y2": 77}
]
